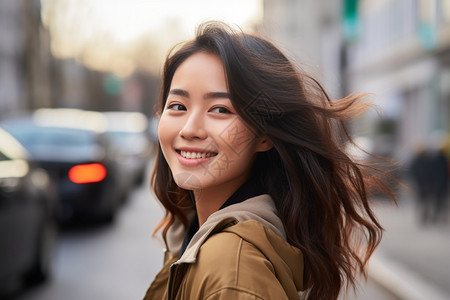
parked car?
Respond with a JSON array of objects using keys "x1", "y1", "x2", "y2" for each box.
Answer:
[
  {"x1": 1, "y1": 109, "x2": 122, "y2": 223},
  {"x1": 0, "y1": 129, "x2": 57, "y2": 294},
  {"x1": 101, "y1": 111, "x2": 153, "y2": 196}
]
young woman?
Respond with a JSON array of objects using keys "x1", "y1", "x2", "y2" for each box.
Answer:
[{"x1": 144, "y1": 21, "x2": 393, "y2": 300}]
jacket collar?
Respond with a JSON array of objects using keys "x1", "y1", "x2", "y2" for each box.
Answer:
[{"x1": 176, "y1": 194, "x2": 285, "y2": 264}]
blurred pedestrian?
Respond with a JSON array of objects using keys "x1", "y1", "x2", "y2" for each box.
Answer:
[
  {"x1": 144, "y1": 21, "x2": 394, "y2": 300},
  {"x1": 410, "y1": 143, "x2": 431, "y2": 222},
  {"x1": 410, "y1": 137, "x2": 449, "y2": 224},
  {"x1": 428, "y1": 143, "x2": 449, "y2": 224}
]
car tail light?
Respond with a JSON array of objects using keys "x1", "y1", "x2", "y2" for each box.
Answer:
[{"x1": 68, "y1": 163, "x2": 107, "y2": 184}]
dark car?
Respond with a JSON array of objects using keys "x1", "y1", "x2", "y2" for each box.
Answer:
[
  {"x1": 101, "y1": 111, "x2": 153, "y2": 196},
  {"x1": 0, "y1": 129, "x2": 57, "y2": 294},
  {"x1": 1, "y1": 109, "x2": 122, "y2": 223}
]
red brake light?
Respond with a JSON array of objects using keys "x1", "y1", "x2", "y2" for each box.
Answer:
[{"x1": 68, "y1": 163, "x2": 107, "y2": 184}]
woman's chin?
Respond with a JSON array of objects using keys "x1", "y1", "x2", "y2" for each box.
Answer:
[{"x1": 174, "y1": 172, "x2": 203, "y2": 190}]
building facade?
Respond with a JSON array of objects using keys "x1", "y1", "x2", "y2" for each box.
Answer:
[
  {"x1": 346, "y1": 0, "x2": 450, "y2": 162},
  {"x1": 0, "y1": 0, "x2": 155, "y2": 120},
  {"x1": 262, "y1": 0, "x2": 450, "y2": 164},
  {"x1": 262, "y1": 0, "x2": 343, "y2": 98},
  {"x1": 0, "y1": 0, "x2": 26, "y2": 118}
]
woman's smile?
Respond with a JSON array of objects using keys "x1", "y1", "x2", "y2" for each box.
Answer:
[
  {"x1": 177, "y1": 149, "x2": 218, "y2": 159},
  {"x1": 175, "y1": 148, "x2": 218, "y2": 167}
]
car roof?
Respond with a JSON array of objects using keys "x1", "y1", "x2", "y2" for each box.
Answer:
[{"x1": 0, "y1": 128, "x2": 29, "y2": 160}]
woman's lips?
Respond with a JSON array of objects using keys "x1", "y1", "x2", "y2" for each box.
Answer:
[
  {"x1": 179, "y1": 150, "x2": 217, "y2": 159},
  {"x1": 176, "y1": 149, "x2": 218, "y2": 166}
]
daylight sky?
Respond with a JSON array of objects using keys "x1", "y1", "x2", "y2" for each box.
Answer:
[{"x1": 41, "y1": 0, "x2": 263, "y2": 77}]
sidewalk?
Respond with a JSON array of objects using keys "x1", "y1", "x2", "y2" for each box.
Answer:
[{"x1": 368, "y1": 191, "x2": 450, "y2": 300}]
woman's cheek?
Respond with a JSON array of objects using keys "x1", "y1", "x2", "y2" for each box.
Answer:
[
  {"x1": 158, "y1": 115, "x2": 175, "y2": 155},
  {"x1": 219, "y1": 119, "x2": 256, "y2": 155}
]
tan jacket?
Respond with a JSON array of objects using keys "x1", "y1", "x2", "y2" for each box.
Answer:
[{"x1": 144, "y1": 195, "x2": 304, "y2": 300}]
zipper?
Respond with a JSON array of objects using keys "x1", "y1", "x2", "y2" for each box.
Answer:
[{"x1": 167, "y1": 262, "x2": 188, "y2": 300}]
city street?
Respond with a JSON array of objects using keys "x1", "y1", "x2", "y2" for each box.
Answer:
[
  {"x1": 15, "y1": 164, "x2": 164, "y2": 300},
  {"x1": 368, "y1": 191, "x2": 450, "y2": 300},
  {"x1": 2, "y1": 1, "x2": 450, "y2": 299},
  {"x1": 13, "y1": 174, "x2": 393, "y2": 299}
]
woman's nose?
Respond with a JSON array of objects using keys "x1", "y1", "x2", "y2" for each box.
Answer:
[{"x1": 179, "y1": 112, "x2": 207, "y2": 140}]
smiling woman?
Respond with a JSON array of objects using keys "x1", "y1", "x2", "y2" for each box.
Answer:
[
  {"x1": 158, "y1": 52, "x2": 271, "y2": 226},
  {"x1": 145, "y1": 21, "x2": 395, "y2": 300}
]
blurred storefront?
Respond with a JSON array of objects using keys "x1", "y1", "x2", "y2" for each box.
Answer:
[
  {"x1": 262, "y1": 0, "x2": 343, "y2": 98},
  {"x1": 262, "y1": 0, "x2": 450, "y2": 165},
  {"x1": 345, "y1": 0, "x2": 450, "y2": 163},
  {"x1": 0, "y1": 0, "x2": 28, "y2": 117},
  {"x1": 0, "y1": 0, "x2": 159, "y2": 120}
]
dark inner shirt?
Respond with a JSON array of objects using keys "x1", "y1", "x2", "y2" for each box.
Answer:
[{"x1": 179, "y1": 177, "x2": 266, "y2": 257}]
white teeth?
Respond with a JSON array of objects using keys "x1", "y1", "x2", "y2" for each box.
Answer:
[{"x1": 180, "y1": 150, "x2": 215, "y2": 159}]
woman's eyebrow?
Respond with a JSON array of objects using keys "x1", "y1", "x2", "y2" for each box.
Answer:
[
  {"x1": 168, "y1": 89, "x2": 230, "y2": 100},
  {"x1": 203, "y1": 92, "x2": 231, "y2": 99},
  {"x1": 168, "y1": 89, "x2": 189, "y2": 97}
]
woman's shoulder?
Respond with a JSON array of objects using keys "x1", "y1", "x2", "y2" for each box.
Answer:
[
  {"x1": 186, "y1": 222, "x2": 285, "y2": 299},
  {"x1": 198, "y1": 220, "x2": 268, "y2": 267},
  {"x1": 185, "y1": 220, "x2": 303, "y2": 299},
  {"x1": 200, "y1": 219, "x2": 302, "y2": 262}
]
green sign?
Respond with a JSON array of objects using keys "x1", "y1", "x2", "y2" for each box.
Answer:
[
  {"x1": 343, "y1": 0, "x2": 360, "y2": 43},
  {"x1": 103, "y1": 74, "x2": 124, "y2": 95}
]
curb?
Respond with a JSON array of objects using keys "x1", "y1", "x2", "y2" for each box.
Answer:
[{"x1": 368, "y1": 253, "x2": 449, "y2": 300}]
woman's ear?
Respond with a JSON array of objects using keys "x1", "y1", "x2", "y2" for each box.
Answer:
[{"x1": 255, "y1": 135, "x2": 273, "y2": 152}]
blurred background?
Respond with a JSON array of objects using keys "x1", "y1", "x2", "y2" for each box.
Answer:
[{"x1": 0, "y1": 0, "x2": 450, "y2": 299}]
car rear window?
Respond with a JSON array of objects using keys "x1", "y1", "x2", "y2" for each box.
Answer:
[{"x1": 5, "y1": 126, "x2": 95, "y2": 148}]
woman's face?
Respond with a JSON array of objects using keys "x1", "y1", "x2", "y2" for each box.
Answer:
[{"x1": 158, "y1": 52, "x2": 269, "y2": 194}]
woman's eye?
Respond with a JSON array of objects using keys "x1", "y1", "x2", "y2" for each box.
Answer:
[
  {"x1": 210, "y1": 106, "x2": 231, "y2": 114},
  {"x1": 167, "y1": 103, "x2": 186, "y2": 111}
]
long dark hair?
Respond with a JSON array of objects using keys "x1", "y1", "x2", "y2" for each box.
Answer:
[{"x1": 152, "y1": 21, "x2": 394, "y2": 300}]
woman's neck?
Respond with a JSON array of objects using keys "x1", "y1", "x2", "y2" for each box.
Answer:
[{"x1": 193, "y1": 174, "x2": 249, "y2": 226}]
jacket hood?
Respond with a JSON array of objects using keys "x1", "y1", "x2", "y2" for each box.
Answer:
[{"x1": 175, "y1": 194, "x2": 304, "y2": 292}]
